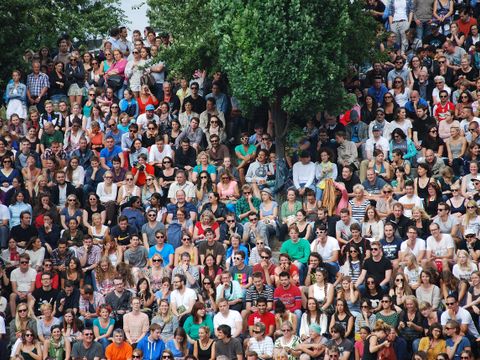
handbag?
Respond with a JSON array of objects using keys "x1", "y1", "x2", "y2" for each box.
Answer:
[{"x1": 107, "y1": 75, "x2": 123, "y2": 90}]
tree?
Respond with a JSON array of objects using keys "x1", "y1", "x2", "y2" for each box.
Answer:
[
  {"x1": 0, "y1": 0, "x2": 125, "y2": 89},
  {"x1": 211, "y1": 0, "x2": 376, "y2": 157}
]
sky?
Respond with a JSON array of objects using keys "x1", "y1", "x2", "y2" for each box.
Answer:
[{"x1": 120, "y1": 0, "x2": 149, "y2": 35}]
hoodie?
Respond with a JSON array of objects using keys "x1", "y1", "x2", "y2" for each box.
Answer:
[{"x1": 136, "y1": 333, "x2": 165, "y2": 360}]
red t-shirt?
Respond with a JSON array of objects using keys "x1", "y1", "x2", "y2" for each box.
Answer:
[
  {"x1": 35, "y1": 272, "x2": 60, "y2": 289},
  {"x1": 131, "y1": 164, "x2": 155, "y2": 186},
  {"x1": 434, "y1": 101, "x2": 455, "y2": 121},
  {"x1": 457, "y1": 18, "x2": 477, "y2": 37},
  {"x1": 252, "y1": 263, "x2": 276, "y2": 283},
  {"x1": 273, "y1": 285, "x2": 302, "y2": 312},
  {"x1": 248, "y1": 311, "x2": 276, "y2": 333}
]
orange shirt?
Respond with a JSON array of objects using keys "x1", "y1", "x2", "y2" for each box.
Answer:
[{"x1": 105, "y1": 341, "x2": 133, "y2": 360}]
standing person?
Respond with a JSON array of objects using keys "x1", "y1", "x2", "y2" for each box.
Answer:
[
  {"x1": 26, "y1": 61, "x2": 50, "y2": 113},
  {"x1": 123, "y1": 297, "x2": 149, "y2": 347}
]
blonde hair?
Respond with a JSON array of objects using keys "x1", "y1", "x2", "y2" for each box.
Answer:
[
  {"x1": 456, "y1": 249, "x2": 475, "y2": 271},
  {"x1": 196, "y1": 151, "x2": 211, "y2": 164},
  {"x1": 15, "y1": 304, "x2": 35, "y2": 331},
  {"x1": 411, "y1": 206, "x2": 430, "y2": 220},
  {"x1": 465, "y1": 200, "x2": 479, "y2": 227}
]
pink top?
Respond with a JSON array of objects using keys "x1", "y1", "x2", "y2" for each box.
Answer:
[
  {"x1": 106, "y1": 59, "x2": 127, "y2": 79},
  {"x1": 218, "y1": 180, "x2": 238, "y2": 198}
]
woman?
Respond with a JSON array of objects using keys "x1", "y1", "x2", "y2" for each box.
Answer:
[
  {"x1": 174, "y1": 235, "x2": 198, "y2": 266},
  {"x1": 0, "y1": 155, "x2": 20, "y2": 186},
  {"x1": 438, "y1": 110, "x2": 459, "y2": 140},
  {"x1": 9, "y1": 305, "x2": 37, "y2": 349},
  {"x1": 105, "y1": 103, "x2": 120, "y2": 123},
  {"x1": 422, "y1": 125, "x2": 445, "y2": 159},
  {"x1": 83, "y1": 51, "x2": 93, "y2": 72},
  {"x1": 376, "y1": 184, "x2": 396, "y2": 218},
  {"x1": 197, "y1": 276, "x2": 218, "y2": 316},
  {"x1": 355, "y1": 326, "x2": 371, "y2": 360},
  {"x1": 8, "y1": 113, "x2": 27, "y2": 141},
  {"x1": 141, "y1": 176, "x2": 161, "y2": 207},
  {"x1": 158, "y1": 156, "x2": 175, "y2": 201},
  {"x1": 64, "y1": 123, "x2": 87, "y2": 157},
  {"x1": 388, "y1": 107, "x2": 413, "y2": 139},
  {"x1": 462, "y1": 161, "x2": 480, "y2": 199},
  {"x1": 142, "y1": 121, "x2": 158, "y2": 148},
  {"x1": 409, "y1": 56, "x2": 429, "y2": 83},
  {"x1": 294, "y1": 209, "x2": 312, "y2": 240},
  {"x1": 62, "y1": 257, "x2": 84, "y2": 289},
  {"x1": 314, "y1": 148, "x2": 337, "y2": 199},
  {"x1": 193, "y1": 326, "x2": 215, "y2": 360},
  {"x1": 362, "y1": 205, "x2": 384, "y2": 241},
  {"x1": 432, "y1": 0, "x2": 454, "y2": 35},
  {"x1": 330, "y1": 298, "x2": 354, "y2": 339},
  {"x1": 363, "y1": 276, "x2": 384, "y2": 312},
  {"x1": 125, "y1": 49, "x2": 146, "y2": 97},
  {"x1": 274, "y1": 320, "x2": 301, "y2": 359},
  {"x1": 26, "y1": 127, "x2": 40, "y2": 154},
  {"x1": 146, "y1": 254, "x2": 170, "y2": 292},
  {"x1": 93, "y1": 256, "x2": 117, "y2": 296},
  {"x1": 200, "y1": 255, "x2": 222, "y2": 286},
  {"x1": 120, "y1": 89, "x2": 139, "y2": 120},
  {"x1": 151, "y1": 299, "x2": 178, "y2": 342},
  {"x1": 279, "y1": 188, "x2": 303, "y2": 242},
  {"x1": 62, "y1": 309, "x2": 82, "y2": 343},
  {"x1": 168, "y1": 119, "x2": 181, "y2": 146},
  {"x1": 82, "y1": 192, "x2": 106, "y2": 228},
  {"x1": 464, "y1": 271, "x2": 480, "y2": 325},
  {"x1": 362, "y1": 320, "x2": 391, "y2": 360},
  {"x1": 202, "y1": 192, "x2": 227, "y2": 224},
  {"x1": 452, "y1": 250, "x2": 478, "y2": 284},
  {"x1": 179, "y1": 100, "x2": 199, "y2": 130},
  {"x1": 416, "y1": 270, "x2": 441, "y2": 310},
  {"x1": 93, "y1": 304, "x2": 115, "y2": 350},
  {"x1": 383, "y1": 90, "x2": 399, "y2": 122},
  {"x1": 105, "y1": 49, "x2": 127, "y2": 99},
  {"x1": 235, "y1": 132, "x2": 257, "y2": 183},
  {"x1": 9, "y1": 190, "x2": 32, "y2": 228},
  {"x1": 438, "y1": 166, "x2": 461, "y2": 200},
  {"x1": 6, "y1": 70, "x2": 27, "y2": 119},
  {"x1": 348, "y1": 184, "x2": 371, "y2": 223},
  {"x1": 226, "y1": 233, "x2": 249, "y2": 268},
  {"x1": 25, "y1": 237, "x2": 45, "y2": 271},
  {"x1": 59, "y1": 194, "x2": 82, "y2": 230},
  {"x1": 137, "y1": 277, "x2": 155, "y2": 315},
  {"x1": 37, "y1": 303, "x2": 60, "y2": 342},
  {"x1": 88, "y1": 213, "x2": 109, "y2": 245},
  {"x1": 337, "y1": 276, "x2": 361, "y2": 317},
  {"x1": 43, "y1": 324, "x2": 70, "y2": 360},
  {"x1": 441, "y1": 270, "x2": 468, "y2": 305},
  {"x1": 116, "y1": 171, "x2": 140, "y2": 206},
  {"x1": 462, "y1": 200, "x2": 480, "y2": 236},
  {"x1": 390, "y1": 272, "x2": 414, "y2": 311},
  {"x1": 216, "y1": 170, "x2": 240, "y2": 207},
  {"x1": 129, "y1": 138, "x2": 148, "y2": 168},
  {"x1": 205, "y1": 115, "x2": 227, "y2": 147},
  {"x1": 193, "y1": 210, "x2": 220, "y2": 244},
  {"x1": 65, "y1": 102, "x2": 87, "y2": 131},
  {"x1": 184, "y1": 302, "x2": 214, "y2": 344},
  {"x1": 361, "y1": 95, "x2": 378, "y2": 125},
  {"x1": 375, "y1": 295, "x2": 399, "y2": 328},
  {"x1": 196, "y1": 171, "x2": 216, "y2": 209},
  {"x1": 445, "y1": 321, "x2": 471, "y2": 360},
  {"x1": 85, "y1": 105, "x2": 105, "y2": 131},
  {"x1": 445, "y1": 184, "x2": 466, "y2": 219},
  {"x1": 411, "y1": 207, "x2": 432, "y2": 240},
  {"x1": 367, "y1": 149, "x2": 391, "y2": 181},
  {"x1": 101, "y1": 236, "x2": 123, "y2": 267},
  {"x1": 192, "y1": 152, "x2": 217, "y2": 184},
  {"x1": 298, "y1": 297, "x2": 328, "y2": 341},
  {"x1": 259, "y1": 188, "x2": 279, "y2": 235},
  {"x1": 172, "y1": 208, "x2": 194, "y2": 238},
  {"x1": 424, "y1": 182, "x2": 443, "y2": 217},
  {"x1": 389, "y1": 77, "x2": 411, "y2": 107},
  {"x1": 137, "y1": 84, "x2": 159, "y2": 115},
  {"x1": 447, "y1": 22, "x2": 465, "y2": 47},
  {"x1": 87, "y1": 121, "x2": 105, "y2": 155},
  {"x1": 415, "y1": 163, "x2": 436, "y2": 201},
  {"x1": 308, "y1": 267, "x2": 334, "y2": 313},
  {"x1": 12, "y1": 329, "x2": 43, "y2": 360},
  {"x1": 65, "y1": 55, "x2": 85, "y2": 106},
  {"x1": 157, "y1": 102, "x2": 174, "y2": 135},
  {"x1": 389, "y1": 128, "x2": 417, "y2": 162},
  {"x1": 399, "y1": 295, "x2": 425, "y2": 352}
]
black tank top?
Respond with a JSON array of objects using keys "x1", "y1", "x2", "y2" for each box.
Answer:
[
  {"x1": 196, "y1": 339, "x2": 214, "y2": 360},
  {"x1": 362, "y1": 335, "x2": 378, "y2": 360}
]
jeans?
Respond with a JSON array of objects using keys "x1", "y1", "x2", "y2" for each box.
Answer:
[
  {"x1": 0, "y1": 225, "x2": 9, "y2": 248},
  {"x1": 294, "y1": 261, "x2": 307, "y2": 285},
  {"x1": 415, "y1": 20, "x2": 431, "y2": 40},
  {"x1": 116, "y1": 84, "x2": 126, "y2": 100},
  {"x1": 97, "y1": 337, "x2": 110, "y2": 351},
  {"x1": 391, "y1": 20, "x2": 410, "y2": 53}
]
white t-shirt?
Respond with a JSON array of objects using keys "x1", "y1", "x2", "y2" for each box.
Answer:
[
  {"x1": 213, "y1": 310, "x2": 243, "y2": 337},
  {"x1": 400, "y1": 238, "x2": 426, "y2": 259},
  {"x1": 10, "y1": 268, "x2": 37, "y2": 292},
  {"x1": 310, "y1": 237, "x2": 340, "y2": 262},
  {"x1": 148, "y1": 144, "x2": 173, "y2": 164},
  {"x1": 0, "y1": 204, "x2": 10, "y2": 222},
  {"x1": 452, "y1": 263, "x2": 478, "y2": 282},
  {"x1": 170, "y1": 288, "x2": 197, "y2": 313},
  {"x1": 426, "y1": 234, "x2": 455, "y2": 258},
  {"x1": 398, "y1": 195, "x2": 424, "y2": 218},
  {"x1": 404, "y1": 265, "x2": 423, "y2": 286},
  {"x1": 441, "y1": 307, "x2": 480, "y2": 338}
]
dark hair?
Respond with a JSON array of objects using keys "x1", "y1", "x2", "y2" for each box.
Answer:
[
  {"x1": 391, "y1": 128, "x2": 407, "y2": 141},
  {"x1": 217, "y1": 324, "x2": 232, "y2": 337}
]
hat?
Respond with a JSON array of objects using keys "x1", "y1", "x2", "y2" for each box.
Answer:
[
  {"x1": 146, "y1": 104, "x2": 155, "y2": 111},
  {"x1": 471, "y1": 175, "x2": 480, "y2": 182},
  {"x1": 261, "y1": 188, "x2": 273, "y2": 198},
  {"x1": 376, "y1": 107, "x2": 385, "y2": 114},
  {"x1": 372, "y1": 125, "x2": 381, "y2": 131},
  {"x1": 465, "y1": 228, "x2": 476, "y2": 237}
]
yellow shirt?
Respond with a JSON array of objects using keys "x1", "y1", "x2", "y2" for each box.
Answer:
[{"x1": 418, "y1": 337, "x2": 446, "y2": 360}]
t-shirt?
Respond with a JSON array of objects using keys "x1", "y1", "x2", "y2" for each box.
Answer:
[
  {"x1": 380, "y1": 238, "x2": 402, "y2": 261},
  {"x1": 213, "y1": 310, "x2": 243, "y2": 337},
  {"x1": 311, "y1": 236, "x2": 340, "y2": 261},
  {"x1": 363, "y1": 256, "x2": 392, "y2": 285},
  {"x1": 248, "y1": 311, "x2": 276, "y2": 331},
  {"x1": 441, "y1": 307, "x2": 480, "y2": 338},
  {"x1": 148, "y1": 244, "x2": 175, "y2": 266},
  {"x1": 273, "y1": 285, "x2": 302, "y2": 312},
  {"x1": 325, "y1": 338, "x2": 354, "y2": 358},
  {"x1": 170, "y1": 288, "x2": 197, "y2": 314},
  {"x1": 110, "y1": 225, "x2": 137, "y2": 246},
  {"x1": 215, "y1": 337, "x2": 243, "y2": 358},
  {"x1": 446, "y1": 337, "x2": 471, "y2": 360},
  {"x1": 72, "y1": 341, "x2": 104, "y2": 359},
  {"x1": 99, "y1": 145, "x2": 122, "y2": 168},
  {"x1": 124, "y1": 246, "x2": 148, "y2": 268},
  {"x1": 198, "y1": 241, "x2": 226, "y2": 262},
  {"x1": 229, "y1": 265, "x2": 253, "y2": 287},
  {"x1": 426, "y1": 234, "x2": 455, "y2": 258},
  {"x1": 400, "y1": 239, "x2": 426, "y2": 259},
  {"x1": 105, "y1": 341, "x2": 133, "y2": 360},
  {"x1": 10, "y1": 268, "x2": 37, "y2": 292},
  {"x1": 280, "y1": 239, "x2": 311, "y2": 264},
  {"x1": 31, "y1": 287, "x2": 59, "y2": 316}
]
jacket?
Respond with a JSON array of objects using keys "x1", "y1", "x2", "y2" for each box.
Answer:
[
  {"x1": 49, "y1": 182, "x2": 76, "y2": 206},
  {"x1": 389, "y1": 139, "x2": 417, "y2": 161},
  {"x1": 345, "y1": 121, "x2": 369, "y2": 144},
  {"x1": 136, "y1": 334, "x2": 165, "y2": 360}
]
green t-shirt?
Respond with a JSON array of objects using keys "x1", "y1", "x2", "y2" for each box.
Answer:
[{"x1": 280, "y1": 238, "x2": 311, "y2": 264}]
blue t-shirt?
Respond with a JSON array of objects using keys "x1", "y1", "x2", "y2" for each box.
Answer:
[
  {"x1": 446, "y1": 337, "x2": 470, "y2": 360},
  {"x1": 148, "y1": 243, "x2": 175, "y2": 266},
  {"x1": 99, "y1": 145, "x2": 122, "y2": 168},
  {"x1": 93, "y1": 317, "x2": 115, "y2": 336}
]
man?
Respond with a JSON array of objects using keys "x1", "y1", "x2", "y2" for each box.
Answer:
[
  {"x1": 345, "y1": 110, "x2": 369, "y2": 152},
  {"x1": 135, "y1": 323, "x2": 166, "y2": 360},
  {"x1": 166, "y1": 190, "x2": 197, "y2": 224},
  {"x1": 355, "y1": 241, "x2": 393, "y2": 292},
  {"x1": 280, "y1": 225, "x2": 311, "y2": 284},
  {"x1": 230, "y1": 250, "x2": 253, "y2": 293},
  {"x1": 311, "y1": 223, "x2": 340, "y2": 272},
  {"x1": 131, "y1": 154, "x2": 154, "y2": 186},
  {"x1": 220, "y1": 212, "x2": 244, "y2": 243},
  {"x1": 170, "y1": 274, "x2": 197, "y2": 319},
  {"x1": 252, "y1": 248, "x2": 275, "y2": 286},
  {"x1": 242, "y1": 213, "x2": 269, "y2": 247},
  {"x1": 457, "y1": 7, "x2": 477, "y2": 37},
  {"x1": 292, "y1": 150, "x2": 316, "y2": 196},
  {"x1": 406, "y1": 90, "x2": 429, "y2": 118},
  {"x1": 335, "y1": 208, "x2": 359, "y2": 245},
  {"x1": 413, "y1": 0, "x2": 434, "y2": 40},
  {"x1": 324, "y1": 324, "x2": 353, "y2": 360},
  {"x1": 441, "y1": 295, "x2": 480, "y2": 339},
  {"x1": 148, "y1": 48, "x2": 166, "y2": 100},
  {"x1": 28, "y1": 271, "x2": 58, "y2": 316},
  {"x1": 39, "y1": 100, "x2": 63, "y2": 132},
  {"x1": 124, "y1": 234, "x2": 149, "y2": 273},
  {"x1": 147, "y1": 230, "x2": 174, "y2": 267},
  {"x1": 53, "y1": 38, "x2": 71, "y2": 66},
  {"x1": 199, "y1": 97, "x2": 226, "y2": 131},
  {"x1": 385, "y1": 203, "x2": 414, "y2": 239},
  {"x1": 123, "y1": 297, "x2": 149, "y2": 346},
  {"x1": 433, "y1": 202, "x2": 459, "y2": 237},
  {"x1": 167, "y1": 170, "x2": 196, "y2": 203},
  {"x1": 216, "y1": 272, "x2": 244, "y2": 312},
  {"x1": 15, "y1": 138, "x2": 41, "y2": 170},
  {"x1": 49, "y1": 170, "x2": 76, "y2": 208},
  {"x1": 208, "y1": 134, "x2": 230, "y2": 165},
  {"x1": 214, "y1": 301, "x2": 243, "y2": 339},
  {"x1": 423, "y1": 23, "x2": 446, "y2": 49},
  {"x1": 335, "y1": 165, "x2": 360, "y2": 197},
  {"x1": 106, "y1": 118, "x2": 125, "y2": 146},
  {"x1": 174, "y1": 138, "x2": 197, "y2": 171},
  {"x1": 421, "y1": 149, "x2": 446, "y2": 176},
  {"x1": 336, "y1": 131, "x2": 359, "y2": 171},
  {"x1": 399, "y1": 226, "x2": 426, "y2": 266},
  {"x1": 100, "y1": 136, "x2": 124, "y2": 170},
  {"x1": 387, "y1": 56, "x2": 411, "y2": 88},
  {"x1": 105, "y1": 328, "x2": 133, "y2": 360},
  {"x1": 247, "y1": 296, "x2": 275, "y2": 337},
  {"x1": 245, "y1": 272, "x2": 274, "y2": 318},
  {"x1": 10, "y1": 211, "x2": 37, "y2": 248},
  {"x1": 175, "y1": 117, "x2": 204, "y2": 150},
  {"x1": 215, "y1": 324, "x2": 243, "y2": 360},
  {"x1": 360, "y1": 124, "x2": 389, "y2": 181},
  {"x1": 460, "y1": 106, "x2": 480, "y2": 142},
  {"x1": 342, "y1": 223, "x2": 372, "y2": 260},
  {"x1": 42, "y1": 140, "x2": 67, "y2": 168},
  {"x1": 273, "y1": 272, "x2": 302, "y2": 322},
  {"x1": 367, "y1": 76, "x2": 389, "y2": 106},
  {"x1": 71, "y1": 327, "x2": 104, "y2": 360},
  {"x1": 77, "y1": 236, "x2": 102, "y2": 285},
  {"x1": 148, "y1": 136, "x2": 174, "y2": 176},
  {"x1": 380, "y1": 223, "x2": 403, "y2": 269},
  {"x1": 413, "y1": 105, "x2": 438, "y2": 150},
  {"x1": 368, "y1": 108, "x2": 389, "y2": 138},
  {"x1": 206, "y1": 81, "x2": 230, "y2": 114},
  {"x1": 245, "y1": 150, "x2": 274, "y2": 194},
  {"x1": 39, "y1": 122, "x2": 64, "y2": 154},
  {"x1": 425, "y1": 222, "x2": 455, "y2": 270},
  {"x1": 199, "y1": 228, "x2": 226, "y2": 265},
  {"x1": 111, "y1": 215, "x2": 137, "y2": 249},
  {"x1": 182, "y1": 81, "x2": 206, "y2": 114},
  {"x1": 136, "y1": 104, "x2": 159, "y2": 133},
  {"x1": 161, "y1": 81, "x2": 181, "y2": 115},
  {"x1": 236, "y1": 184, "x2": 261, "y2": 224},
  {"x1": 26, "y1": 61, "x2": 49, "y2": 113},
  {"x1": 106, "y1": 279, "x2": 133, "y2": 325},
  {"x1": 413, "y1": 69, "x2": 434, "y2": 104},
  {"x1": 54, "y1": 280, "x2": 80, "y2": 317},
  {"x1": 71, "y1": 136, "x2": 94, "y2": 171},
  {"x1": 398, "y1": 180, "x2": 424, "y2": 217},
  {"x1": 362, "y1": 168, "x2": 387, "y2": 200},
  {"x1": 172, "y1": 252, "x2": 200, "y2": 289},
  {"x1": 246, "y1": 322, "x2": 274, "y2": 360},
  {"x1": 431, "y1": 75, "x2": 451, "y2": 104},
  {"x1": 79, "y1": 285, "x2": 104, "y2": 326},
  {"x1": 9, "y1": 253, "x2": 36, "y2": 316}
]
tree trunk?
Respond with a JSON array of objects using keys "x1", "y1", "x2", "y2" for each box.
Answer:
[{"x1": 271, "y1": 96, "x2": 288, "y2": 159}]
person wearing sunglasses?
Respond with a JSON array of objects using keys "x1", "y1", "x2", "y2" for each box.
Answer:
[
  {"x1": 71, "y1": 327, "x2": 104, "y2": 359},
  {"x1": 444, "y1": 320, "x2": 471, "y2": 360},
  {"x1": 9, "y1": 253, "x2": 36, "y2": 317},
  {"x1": 355, "y1": 240, "x2": 392, "y2": 293}
]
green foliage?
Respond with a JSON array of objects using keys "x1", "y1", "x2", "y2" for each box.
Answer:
[
  {"x1": 147, "y1": 0, "x2": 220, "y2": 78},
  {"x1": 0, "y1": 0, "x2": 125, "y2": 88}
]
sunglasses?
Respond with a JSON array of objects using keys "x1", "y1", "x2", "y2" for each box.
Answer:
[
  {"x1": 261, "y1": 256, "x2": 270, "y2": 259},
  {"x1": 20, "y1": 261, "x2": 29, "y2": 264},
  {"x1": 446, "y1": 302, "x2": 456, "y2": 306},
  {"x1": 18, "y1": 308, "x2": 27, "y2": 313},
  {"x1": 371, "y1": 248, "x2": 379, "y2": 251},
  {"x1": 163, "y1": 161, "x2": 171, "y2": 164},
  {"x1": 152, "y1": 259, "x2": 162, "y2": 262}
]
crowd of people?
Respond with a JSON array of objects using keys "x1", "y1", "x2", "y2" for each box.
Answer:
[{"x1": 9, "y1": 1, "x2": 480, "y2": 360}]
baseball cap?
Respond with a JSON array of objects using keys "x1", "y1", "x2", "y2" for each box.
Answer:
[
  {"x1": 146, "y1": 104, "x2": 155, "y2": 111},
  {"x1": 376, "y1": 107, "x2": 385, "y2": 114},
  {"x1": 372, "y1": 125, "x2": 381, "y2": 131}
]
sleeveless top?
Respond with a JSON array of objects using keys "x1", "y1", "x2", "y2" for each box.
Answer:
[
  {"x1": 416, "y1": 177, "x2": 431, "y2": 201},
  {"x1": 297, "y1": 222, "x2": 309, "y2": 238},
  {"x1": 447, "y1": 198, "x2": 466, "y2": 215},
  {"x1": 218, "y1": 180, "x2": 238, "y2": 198},
  {"x1": 196, "y1": 339, "x2": 214, "y2": 360},
  {"x1": 362, "y1": 336, "x2": 378, "y2": 360},
  {"x1": 21, "y1": 347, "x2": 39, "y2": 360},
  {"x1": 450, "y1": 141, "x2": 463, "y2": 158},
  {"x1": 349, "y1": 199, "x2": 371, "y2": 222},
  {"x1": 312, "y1": 283, "x2": 332, "y2": 304}
]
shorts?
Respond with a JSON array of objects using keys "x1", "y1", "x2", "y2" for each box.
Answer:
[{"x1": 68, "y1": 83, "x2": 83, "y2": 96}]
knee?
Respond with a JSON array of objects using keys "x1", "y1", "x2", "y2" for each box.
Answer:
[{"x1": 299, "y1": 354, "x2": 311, "y2": 360}]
